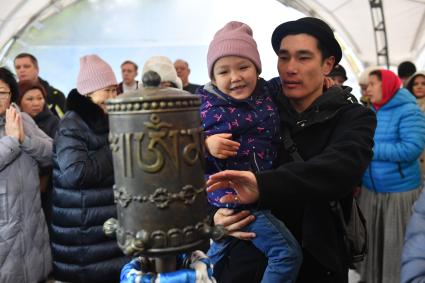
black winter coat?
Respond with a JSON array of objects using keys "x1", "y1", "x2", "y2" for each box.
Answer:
[
  {"x1": 51, "y1": 89, "x2": 128, "y2": 283},
  {"x1": 40, "y1": 77, "x2": 66, "y2": 118},
  {"x1": 33, "y1": 105, "x2": 59, "y2": 139},
  {"x1": 214, "y1": 86, "x2": 376, "y2": 283},
  {"x1": 33, "y1": 104, "x2": 59, "y2": 225}
]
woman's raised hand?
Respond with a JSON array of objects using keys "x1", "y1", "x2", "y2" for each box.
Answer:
[{"x1": 5, "y1": 107, "x2": 24, "y2": 143}]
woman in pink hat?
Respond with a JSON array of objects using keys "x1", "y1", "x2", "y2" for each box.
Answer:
[{"x1": 51, "y1": 54, "x2": 128, "y2": 283}]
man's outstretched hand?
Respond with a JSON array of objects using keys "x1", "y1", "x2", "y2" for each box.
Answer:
[{"x1": 206, "y1": 170, "x2": 259, "y2": 205}]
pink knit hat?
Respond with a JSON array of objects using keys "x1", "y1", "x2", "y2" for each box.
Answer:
[
  {"x1": 207, "y1": 21, "x2": 262, "y2": 78},
  {"x1": 77, "y1": 54, "x2": 117, "y2": 95}
]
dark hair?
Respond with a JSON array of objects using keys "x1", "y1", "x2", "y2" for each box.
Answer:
[
  {"x1": 121, "y1": 60, "x2": 138, "y2": 71},
  {"x1": 0, "y1": 67, "x2": 19, "y2": 103},
  {"x1": 328, "y1": 65, "x2": 347, "y2": 80},
  {"x1": 17, "y1": 80, "x2": 47, "y2": 105},
  {"x1": 271, "y1": 17, "x2": 341, "y2": 65},
  {"x1": 284, "y1": 31, "x2": 332, "y2": 63},
  {"x1": 369, "y1": 69, "x2": 382, "y2": 81},
  {"x1": 406, "y1": 73, "x2": 425, "y2": 93},
  {"x1": 316, "y1": 39, "x2": 332, "y2": 63},
  {"x1": 14, "y1": 53, "x2": 39, "y2": 68},
  {"x1": 397, "y1": 61, "x2": 416, "y2": 78}
]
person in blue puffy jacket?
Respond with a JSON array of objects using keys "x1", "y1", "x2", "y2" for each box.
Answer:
[
  {"x1": 358, "y1": 69, "x2": 425, "y2": 283},
  {"x1": 401, "y1": 189, "x2": 425, "y2": 283}
]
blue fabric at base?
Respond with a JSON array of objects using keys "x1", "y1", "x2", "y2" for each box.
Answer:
[{"x1": 120, "y1": 252, "x2": 215, "y2": 283}]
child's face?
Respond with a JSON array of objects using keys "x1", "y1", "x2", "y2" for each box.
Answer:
[{"x1": 212, "y1": 56, "x2": 258, "y2": 100}]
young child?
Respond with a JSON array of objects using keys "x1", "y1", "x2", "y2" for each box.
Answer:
[{"x1": 199, "y1": 21, "x2": 302, "y2": 283}]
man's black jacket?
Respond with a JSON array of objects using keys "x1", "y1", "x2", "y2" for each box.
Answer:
[{"x1": 214, "y1": 86, "x2": 376, "y2": 282}]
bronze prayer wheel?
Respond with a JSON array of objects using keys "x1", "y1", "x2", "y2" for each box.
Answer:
[{"x1": 104, "y1": 73, "x2": 223, "y2": 260}]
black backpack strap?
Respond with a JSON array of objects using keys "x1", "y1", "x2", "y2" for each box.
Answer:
[{"x1": 281, "y1": 127, "x2": 303, "y2": 162}]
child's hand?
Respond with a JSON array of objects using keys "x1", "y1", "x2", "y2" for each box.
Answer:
[
  {"x1": 323, "y1": 76, "x2": 335, "y2": 90},
  {"x1": 205, "y1": 133, "x2": 240, "y2": 159}
]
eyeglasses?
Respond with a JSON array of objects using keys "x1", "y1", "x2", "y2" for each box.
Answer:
[{"x1": 0, "y1": 92, "x2": 10, "y2": 101}]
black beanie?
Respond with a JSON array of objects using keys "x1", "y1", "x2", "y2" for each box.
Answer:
[
  {"x1": 328, "y1": 64, "x2": 347, "y2": 80},
  {"x1": 271, "y1": 17, "x2": 342, "y2": 64}
]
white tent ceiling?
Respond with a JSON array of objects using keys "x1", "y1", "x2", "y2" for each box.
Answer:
[
  {"x1": 0, "y1": 0, "x2": 79, "y2": 57},
  {"x1": 0, "y1": 0, "x2": 424, "y2": 67},
  {"x1": 278, "y1": 0, "x2": 425, "y2": 67}
]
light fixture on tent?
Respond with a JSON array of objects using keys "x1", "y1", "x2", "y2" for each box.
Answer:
[
  {"x1": 31, "y1": 21, "x2": 44, "y2": 31},
  {"x1": 15, "y1": 38, "x2": 28, "y2": 48},
  {"x1": 51, "y1": 2, "x2": 63, "y2": 14}
]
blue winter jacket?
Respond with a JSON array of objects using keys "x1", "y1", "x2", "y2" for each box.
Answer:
[
  {"x1": 401, "y1": 189, "x2": 425, "y2": 283},
  {"x1": 362, "y1": 88, "x2": 425, "y2": 193}
]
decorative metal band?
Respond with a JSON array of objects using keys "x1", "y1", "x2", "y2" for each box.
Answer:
[
  {"x1": 114, "y1": 185, "x2": 204, "y2": 208},
  {"x1": 104, "y1": 218, "x2": 227, "y2": 256},
  {"x1": 107, "y1": 98, "x2": 201, "y2": 113},
  {"x1": 115, "y1": 221, "x2": 209, "y2": 255}
]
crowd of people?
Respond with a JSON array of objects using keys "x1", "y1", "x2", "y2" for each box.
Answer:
[{"x1": 1, "y1": 15, "x2": 425, "y2": 283}]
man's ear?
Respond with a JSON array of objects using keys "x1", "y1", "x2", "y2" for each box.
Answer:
[
  {"x1": 323, "y1": 56, "x2": 335, "y2": 75},
  {"x1": 188, "y1": 68, "x2": 191, "y2": 75}
]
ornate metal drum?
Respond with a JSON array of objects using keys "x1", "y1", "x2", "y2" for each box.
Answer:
[{"x1": 104, "y1": 75, "x2": 219, "y2": 259}]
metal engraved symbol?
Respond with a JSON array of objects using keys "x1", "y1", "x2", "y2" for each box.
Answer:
[
  {"x1": 114, "y1": 185, "x2": 132, "y2": 207},
  {"x1": 113, "y1": 185, "x2": 204, "y2": 208},
  {"x1": 139, "y1": 114, "x2": 178, "y2": 172},
  {"x1": 112, "y1": 114, "x2": 203, "y2": 178},
  {"x1": 179, "y1": 185, "x2": 200, "y2": 205},
  {"x1": 106, "y1": 88, "x2": 221, "y2": 259},
  {"x1": 150, "y1": 188, "x2": 171, "y2": 208},
  {"x1": 181, "y1": 128, "x2": 201, "y2": 166}
]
